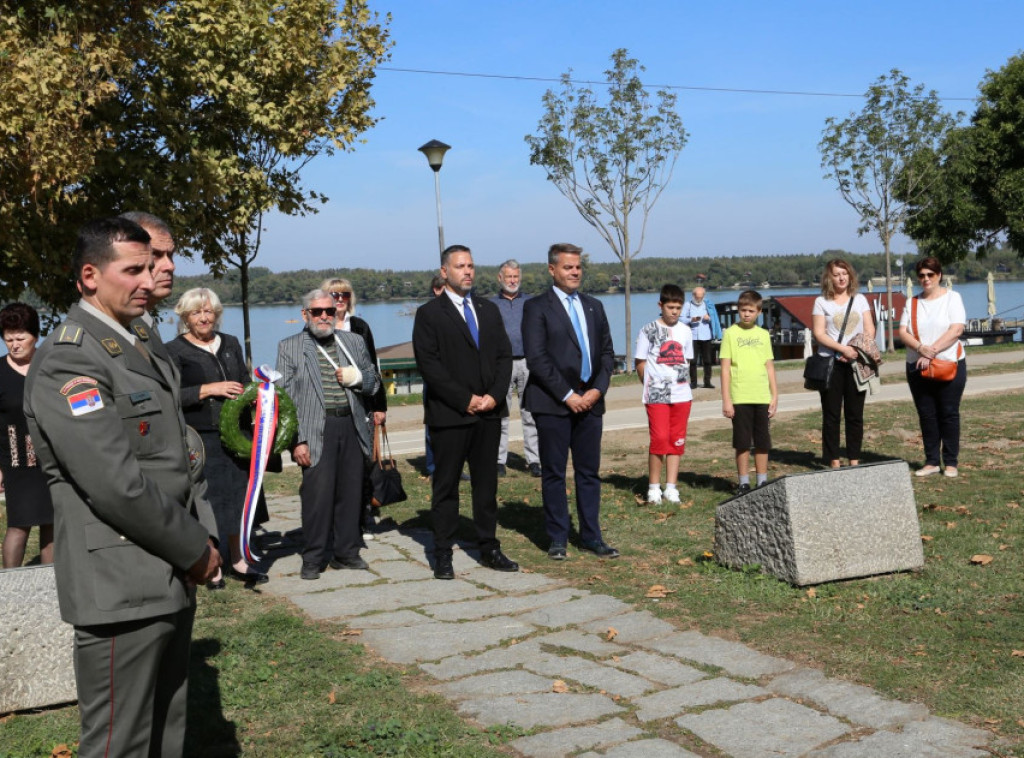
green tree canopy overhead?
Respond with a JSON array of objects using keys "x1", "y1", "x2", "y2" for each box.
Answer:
[
  {"x1": 0, "y1": 1, "x2": 390, "y2": 324},
  {"x1": 903, "y1": 53, "x2": 1024, "y2": 261},
  {"x1": 525, "y1": 49, "x2": 687, "y2": 371},
  {"x1": 819, "y1": 69, "x2": 958, "y2": 350}
]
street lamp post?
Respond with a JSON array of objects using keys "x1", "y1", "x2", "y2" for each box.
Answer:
[{"x1": 418, "y1": 140, "x2": 451, "y2": 257}]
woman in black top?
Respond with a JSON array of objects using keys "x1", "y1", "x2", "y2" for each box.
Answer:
[
  {"x1": 166, "y1": 288, "x2": 266, "y2": 587},
  {"x1": 0, "y1": 303, "x2": 54, "y2": 567}
]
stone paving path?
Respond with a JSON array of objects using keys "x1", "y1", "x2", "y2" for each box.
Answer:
[{"x1": 260, "y1": 494, "x2": 996, "y2": 758}]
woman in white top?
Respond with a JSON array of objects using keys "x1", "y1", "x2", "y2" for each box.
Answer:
[
  {"x1": 811, "y1": 260, "x2": 875, "y2": 468},
  {"x1": 897, "y1": 257, "x2": 966, "y2": 478}
]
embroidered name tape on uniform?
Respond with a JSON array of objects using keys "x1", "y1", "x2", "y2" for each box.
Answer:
[
  {"x1": 68, "y1": 388, "x2": 104, "y2": 416},
  {"x1": 60, "y1": 376, "x2": 98, "y2": 395}
]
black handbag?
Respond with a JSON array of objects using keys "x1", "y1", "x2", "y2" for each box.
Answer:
[
  {"x1": 803, "y1": 298, "x2": 854, "y2": 392},
  {"x1": 370, "y1": 424, "x2": 407, "y2": 507}
]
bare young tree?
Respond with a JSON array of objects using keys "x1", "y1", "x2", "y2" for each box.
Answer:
[
  {"x1": 525, "y1": 49, "x2": 687, "y2": 370},
  {"x1": 819, "y1": 69, "x2": 957, "y2": 351}
]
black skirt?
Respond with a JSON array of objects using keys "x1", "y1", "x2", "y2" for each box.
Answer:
[{"x1": 1, "y1": 465, "x2": 53, "y2": 527}]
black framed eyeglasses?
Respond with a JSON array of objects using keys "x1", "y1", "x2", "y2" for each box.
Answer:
[
  {"x1": 330, "y1": 291, "x2": 352, "y2": 300},
  {"x1": 307, "y1": 307, "x2": 337, "y2": 317}
]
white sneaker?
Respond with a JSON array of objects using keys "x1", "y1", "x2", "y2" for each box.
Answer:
[
  {"x1": 664, "y1": 488, "x2": 681, "y2": 504},
  {"x1": 646, "y1": 488, "x2": 662, "y2": 505},
  {"x1": 362, "y1": 531, "x2": 375, "y2": 541}
]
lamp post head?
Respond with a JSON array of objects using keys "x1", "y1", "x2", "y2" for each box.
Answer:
[{"x1": 418, "y1": 139, "x2": 451, "y2": 172}]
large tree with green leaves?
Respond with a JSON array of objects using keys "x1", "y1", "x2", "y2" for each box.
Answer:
[
  {"x1": 0, "y1": 0, "x2": 389, "y2": 343},
  {"x1": 819, "y1": 69, "x2": 957, "y2": 351},
  {"x1": 525, "y1": 49, "x2": 687, "y2": 370},
  {"x1": 903, "y1": 54, "x2": 1024, "y2": 262}
]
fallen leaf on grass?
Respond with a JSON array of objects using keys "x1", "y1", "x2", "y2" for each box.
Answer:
[
  {"x1": 914, "y1": 651, "x2": 928, "y2": 657},
  {"x1": 806, "y1": 588, "x2": 817, "y2": 599},
  {"x1": 1007, "y1": 502, "x2": 1020, "y2": 509},
  {"x1": 634, "y1": 494, "x2": 647, "y2": 506},
  {"x1": 645, "y1": 584, "x2": 674, "y2": 598},
  {"x1": 588, "y1": 574, "x2": 606, "y2": 584},
  {"x1": 1011, "y1": 650, "x2": 1024, "y2": 658},
  {"x1": 921, "y1": 535, "x2": 933, "y2": 542},
  {"x1": 605, "y1": 627, "x2": 618, "y2": 641},
  {"x1": 677, "y1": 558, "x2": 694, "y2": 567},
  {"x1": 1000, "y1": 544, "x2": 1011, "y2": 551},
  {"x1": 955, "y1": 505, "x2": 971, "y2": 515},
  {"x1": 51, "y1": 746, "x2": 73, "y2": 758},
  {"x1": 970, "y1": 554, "x2": 994, "y2": 566},
  {"x1": 328, "y1": 690, "x2": 336, "y2": 705},
  {"x1": 702, "y1": 550, "x2": 714, "y2": 559},
  {"x1": 552, "y1": 680, "x2": 569, "y2": 693},
  {"x1": 678, "y1": 499, "x2": 694, "y2": 510},
  {"x1": 984, "y1": 718, "x2": 1001, "y2": 725},
  {"x1": 340, "y1": 629, "x2": 362, "y2": 637},
  {"x1": 653, "y1": 512, "x2": 671, "y2": 524},
  {"x1": 945, "y1": 521, "x2": 957, "y2": 529}
]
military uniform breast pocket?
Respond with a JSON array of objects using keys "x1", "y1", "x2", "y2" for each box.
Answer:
[{"x1": 114, "y1": 390, "x2": 168, "y2": 458}]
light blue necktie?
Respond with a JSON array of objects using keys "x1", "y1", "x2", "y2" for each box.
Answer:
[
  {"x1": 463, "y1": 297, "x2": 479, "y2": 348},
  {"x1": 567, "y1": 294, "x2": 591, "y2": 383}
]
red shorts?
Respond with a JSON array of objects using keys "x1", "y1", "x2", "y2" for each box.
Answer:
[{"x1": 646, "y1": 402, "x2": 692, "y2": 456}]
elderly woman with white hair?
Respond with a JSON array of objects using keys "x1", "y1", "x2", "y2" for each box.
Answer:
[{"x1": 166, "y1": 287, "x2": 266, "y2": 588}]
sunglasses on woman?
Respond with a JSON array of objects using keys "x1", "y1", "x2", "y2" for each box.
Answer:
[
  {"x1": 330, "y1": 291, "x2": 352, "y2": 300},
  {"x1": 917, "y1": 271, "x2": 938, "y2": 280}
]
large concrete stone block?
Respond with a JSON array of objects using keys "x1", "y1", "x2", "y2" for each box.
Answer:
[
  {"x1": 0, "y1": 565, "x2": 76, "y2": 713},
  {"x1": 714, "y1": 461, "x2": 924, "y2": 586}
]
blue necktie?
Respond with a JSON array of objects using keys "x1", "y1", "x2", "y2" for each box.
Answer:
[
  {"x1": 463, "y1": 297, "x2": 479, "y2": 348},
  {"x1": 568, "y1": 294, "x2": 591, "y2": 382}
]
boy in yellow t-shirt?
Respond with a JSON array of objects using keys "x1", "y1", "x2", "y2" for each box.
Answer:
[{"x1": 720, "y1": 290, "x2": 778, "y2": 494}]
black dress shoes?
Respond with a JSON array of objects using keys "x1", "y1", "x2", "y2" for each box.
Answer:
[
  {"x1": 581, "y1": 540, "x2": 620, "y2": 559},
  {"x1": 329, "y1": 555, "x2": 369, "y2": 570},
  {"x1": 497, "y1": 464, "x2": 507, "y2": 477},
  {"x1": 480, "y1": 549, "x2": 519, "y2": 572},
  {"x1": 300, "y1": 561, "x2": 321, "y2": 580},
  {"x1": 229, "y1": 568, "x2": 269, "y2": 584},
  {"x1": 433, "y1": 551, "x2": 455, "y2": 580},
  {"x1": 206, "y1": 577, "x2": 226, "y2": 590},
  {"x1": 548, "y1": 543, "x2": 567, "y2": 560},
  {"x1": 529, "y1": 463, "x2": 542, "y2": 478}
]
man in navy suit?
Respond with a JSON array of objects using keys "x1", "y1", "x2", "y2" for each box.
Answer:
[
  {"x1": 412, "y1": 245, "x2": 518, "y2": 579},
  {"x1": 523, "y1": 243, "x2": 618, "y2": 560}
]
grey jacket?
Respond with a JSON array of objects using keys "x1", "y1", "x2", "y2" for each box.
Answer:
[
  {"x1": 276, "y1": 328, "x2": 378, "y2": 466},
  {"x1": 24, "y1": 304, "x2": 217, "y2": 627}
]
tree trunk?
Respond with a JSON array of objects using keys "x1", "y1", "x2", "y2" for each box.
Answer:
[
  {"x1": 622, "y1": 253, "x2": 632, "y2": 374},
  {"x1": 882, "y1": 236, "x2": 895, "y2": 353},
  {"x1": 240, "y1": 254, "x2": 253, "y2": 371}
]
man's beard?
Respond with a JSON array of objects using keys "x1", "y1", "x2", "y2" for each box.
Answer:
[
  {"x1": 501, "y1": 284, "x2": 520, "y2": 295},
  {"x1": 309, "y1": 320, "x2": 334, "y2": 338}
]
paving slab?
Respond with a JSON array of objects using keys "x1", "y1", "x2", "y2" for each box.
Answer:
[
  {"x1": 419, "y1": 641, "x2": 544, "y2": 680},
  {"x1": 359, "y1": 615, "x2": 535, "y2": 663},
  {"x1": 430, "y1": 670, "x2": 553, "y2": 699},
  {"x1": 769, "y1": 668, "x2": 929, "y2": 729},
  {"x1": 361, "y1": 543, "x2": 406, "y2": 562},
  {"x1": 805, "y1": 729, "x2": 989, "y2": 758},
  {"x1": 521, "y1": 653, "x2": 655, "y2": 698},
  {"x1": 264, "y1": 567, "x2": 379, "y2": 596},
  {"x1": 510, "y1": 718, "x2": 644, "y2": 758},
  {"x1": 461, "y1": 567, "x2": 562, "y2": 593},
  {"x1": 420, "y1": 587, "x2": 582, "y2": 621},
  {"x1": 370, "y1": 560, "x2": 436, "y2": 582},
  {"x1": 641, "y1": 630, "x2": 795, "y2": 678},
  {"x1": 343, "y1": 610, "x2": 431, "y2": 629},
  {"x1": 634, "y1": 677, "x2": 769, "y2": 722},
  {"x1": 580, "y1": 609, "x2": 677, "y2": 643},
  {"x1": 676, "y1": 698, "x2": 850, "y2": 758},
  {"x1": 457, "y1": 692, "x2": 625, "y2": 729},
  {"x1": 289, "y1": 578, "x2": 490, "y2": 619},
  {"x1": 518, "y1": 594, "x2": 631, "y2": 628},
  {"x1": 534, "y1": 628, "x2": 628, "y2": 657},
  {"x1": 579, "y1": 738, "x2": 701, "y2": 757},
  {"x1": 606, "y1": 651, "x2": 707, "y2": 687}
]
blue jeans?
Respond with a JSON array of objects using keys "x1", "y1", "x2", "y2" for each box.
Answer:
[{"x1": 906, "y1": 360, "x2": 967, "y2": 468}]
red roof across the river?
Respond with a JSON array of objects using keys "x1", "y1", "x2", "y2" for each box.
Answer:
[{"x1": 770, "y1": 293, "x2": 908, "y2": 329}]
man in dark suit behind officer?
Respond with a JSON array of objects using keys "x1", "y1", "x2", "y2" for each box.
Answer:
[{"x1": 25, "y1": 217, "x2": 220, "y2": 758}]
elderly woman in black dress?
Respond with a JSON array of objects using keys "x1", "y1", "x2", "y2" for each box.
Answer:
[
  {"x1": 166, "y1": 288, "x2": 266, "y2": 588},
  {"x1": 0, "y1": 303, "x2": 53, "y2": 567}
]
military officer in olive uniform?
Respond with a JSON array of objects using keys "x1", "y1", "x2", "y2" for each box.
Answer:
[{"x1": 25, "y1": 217, "x2": 221, "y2": 758}]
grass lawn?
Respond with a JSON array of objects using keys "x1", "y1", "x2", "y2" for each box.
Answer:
[{"x1": 3, "y1": 386, "x2": 1024, "y2": 755}]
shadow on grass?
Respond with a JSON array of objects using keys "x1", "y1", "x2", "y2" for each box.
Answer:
[{"x1": 187, "y1": 639, "x2": 240, "y2": 757}]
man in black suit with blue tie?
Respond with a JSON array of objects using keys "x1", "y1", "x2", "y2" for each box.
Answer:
[
  {"x1": 523, "y1": 243, "x2": 618, "y2": 560},
  {"x1": 412, "y1": 245, "x2": 518, "y2": 580}
]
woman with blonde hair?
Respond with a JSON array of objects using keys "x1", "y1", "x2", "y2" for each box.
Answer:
[
  {"x1": 811, "y1": 260, "x2": 875, "y2": 468},
  {"x1": 166, "y1": 288, "x2": 266, "y2": 587}
]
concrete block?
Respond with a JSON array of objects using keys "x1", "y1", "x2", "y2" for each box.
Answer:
[
  {"x1": 714, "y1": 461, "x2": 924, "y2": 585},
  {"x1": 510, "y1": 718, "x2": 645, "y2": 758},
  {"x1": 0, "y1": 566, "x2": 76, "y2": 713}
]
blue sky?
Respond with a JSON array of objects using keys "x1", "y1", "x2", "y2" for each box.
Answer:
[{"x1": 178, "y1": 1, "x2": 1024, "y2": 276}]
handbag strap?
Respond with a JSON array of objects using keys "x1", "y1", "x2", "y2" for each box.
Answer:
[
  {"x1": 832, "y1": 297, "x2": 855, "y2": 353},
  {"x1": 373, "y1": 423, "x2": 393, "y2": 466}
]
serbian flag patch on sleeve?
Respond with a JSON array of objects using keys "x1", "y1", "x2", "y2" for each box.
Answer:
[{"x1": 68, "y1": 388, "x2": 104, "y2": 416}]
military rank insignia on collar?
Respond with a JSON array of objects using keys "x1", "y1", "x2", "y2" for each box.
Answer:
[
  {"x1": 101, "y1": 338, "x2": 123, "y2": 356},
  {"x1": 133, "y1": 324, "x2": 150, "y2": 341}
]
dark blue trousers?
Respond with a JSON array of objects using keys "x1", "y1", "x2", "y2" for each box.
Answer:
[
  {"x1": 906, "y1": 360, "x2": 967, "y2": 468},
  {"x1": 534, "y1": 410, "x2": 604, "y2": 546}
]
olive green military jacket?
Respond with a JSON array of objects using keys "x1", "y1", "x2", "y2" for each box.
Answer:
[{"x1": 24, "y1": 304, "x2": 217, "y2": 627}]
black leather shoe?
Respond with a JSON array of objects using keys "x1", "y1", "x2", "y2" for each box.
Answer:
[
  {"x1": 496, "y1": 464, "x2": 507, "y2": 477},
  {"x1": 735, "y1": 483, "x2": 752, "y2": 496},
  {"x1": 300, "y1": 561, "x2": 321, "y2": 580},
  {"x1": 548, "y1": 543, "x2": 568, "y2": 560},
  {"x1": 581, "y1": 540, "x2": 620, "y2": 559},
  {"x1": 480, "y1": 549, "x2": 518, "y2": 572},
  {"x1": 206, "y1": 578, "x2": 226, "y2": 590},
  {"x1": 229, "y1": 568, "x2": 269, "y2": 584},
  {"x1": 703, "y1": 383, "x2": 716, "y2": 389},
  {"x1": 529, "y1": 463, "x2": 542, "y2": 478},
  {"x1": 329, "y1": 555, "x2": 369, "y2": 570},
  {"x1": 433, "y1": 551, "x2": 454, "y2": 580}
]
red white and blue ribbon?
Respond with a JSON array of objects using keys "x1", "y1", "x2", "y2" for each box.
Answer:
[{"x1": 240, "y1": 364, "x2": 281, "y2": 564}]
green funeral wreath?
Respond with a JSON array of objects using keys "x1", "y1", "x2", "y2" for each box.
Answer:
[{"x1": 219, "y1": 382, "x2": 298, "y2": 458}]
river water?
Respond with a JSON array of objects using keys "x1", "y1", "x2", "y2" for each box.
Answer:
[{"x1": 205, "y1": 280, "x2": 1024, "y2": 369}]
